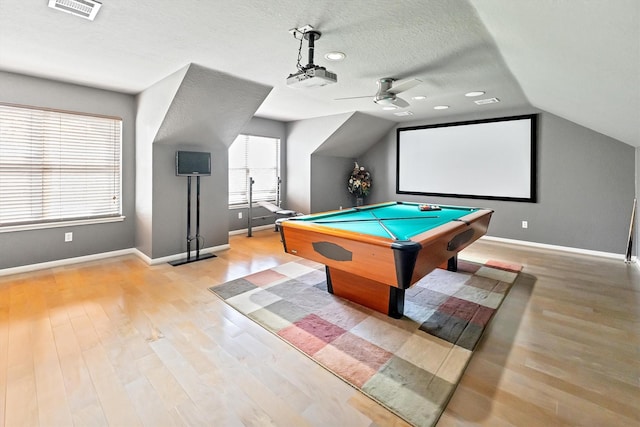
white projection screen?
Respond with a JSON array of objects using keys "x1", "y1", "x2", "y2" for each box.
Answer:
[{"x1": 396, "y1": 115, "x2": 537, "y2": 202}]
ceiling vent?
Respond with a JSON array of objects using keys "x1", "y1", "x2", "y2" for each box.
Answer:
[
  {"x1": 48, "y1": 0, "x2": 102, "y2": 21},
  {"x1": 474, "y1": 97, "x2": 500, "y2": 105}
]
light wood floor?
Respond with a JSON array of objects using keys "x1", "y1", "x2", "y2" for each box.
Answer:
[{"x1": 0, "y1": 230, "x2": 638, "y2": 426}]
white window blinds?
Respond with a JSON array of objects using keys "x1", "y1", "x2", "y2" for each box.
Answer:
[
  {"x1": 228, "y1": 134, "x2": 280, "y2": 205},
  {"x1": 0, "y1": 103, "x2": 122, "y2": 227}
]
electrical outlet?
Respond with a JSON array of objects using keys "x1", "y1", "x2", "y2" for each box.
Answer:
[
  {"x1": 64, "y1": 232, "x2": 73, "y2": 242},
  {"x1": 238, "y1": 212, "x2": 243, "y2": 219},
  {"x1": 521, "y1": 221, "x2": 528, "y2": 229}
]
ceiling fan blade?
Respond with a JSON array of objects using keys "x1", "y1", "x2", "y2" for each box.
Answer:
[
  {"x1": 388, "y1": 78, "x2": 422, "y2": 94},
  {"x1": 392, "y1": 97, "x2": 410, "y2": 108},
  {"x1": 334, "y1": 95, "x2": 374, "y2": 101}
]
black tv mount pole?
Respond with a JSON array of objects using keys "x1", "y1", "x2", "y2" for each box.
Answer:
[{"x1": 169, "y1": 175, "x2": 216, "y2": 266}]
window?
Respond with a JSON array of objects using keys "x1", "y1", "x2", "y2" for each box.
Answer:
[
  {"x1": 0, "y1": 103, "x2": 122, "y2": 228},
  {"x1": 228, "y1": 134, "x2": 280, "y2": 206}
]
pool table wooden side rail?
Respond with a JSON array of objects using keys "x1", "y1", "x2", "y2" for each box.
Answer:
[
  {"x1": 278, "y1": 220, "x2": 401, "y2": 287},
  {"x1": 410, "y1": 208, "x2": 493, "y2": 283}
]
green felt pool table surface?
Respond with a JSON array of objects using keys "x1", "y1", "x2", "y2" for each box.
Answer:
[{"x1": 292, "y1": 201, "x2": 482, "y2": 240}]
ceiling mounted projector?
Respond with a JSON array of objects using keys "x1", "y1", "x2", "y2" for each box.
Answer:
[
  {"x1": 286, "y1": 66, "x2": 337, "y2": 88},
  {"x1": 286, "y1": 27, "x2": 337, "y2": 88}
]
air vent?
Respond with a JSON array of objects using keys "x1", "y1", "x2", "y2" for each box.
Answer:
[
  {"x1": 48, "y1": 0, "x2": 102, "y2": 21},
  {"x1": 474, "y1": 97, "x2": 500, "y2": 105}
]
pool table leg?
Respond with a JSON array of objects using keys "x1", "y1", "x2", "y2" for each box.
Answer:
[
  {"x1": 448, "y1": 255, "x2": 458, "y2": 272},
  {"x1": 325, "y1": 267, "x2": 405, "y2": 319},
  {"x1": 437, "y1": 255, "x2": 458, "y2": 271}
]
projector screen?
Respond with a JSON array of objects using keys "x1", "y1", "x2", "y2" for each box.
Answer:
[{"x1": 396, "y1": 114, "x2": 537, "y2": 202}]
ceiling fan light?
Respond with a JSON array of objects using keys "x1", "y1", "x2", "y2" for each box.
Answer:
[{"x1": 375, "y1": 97, "x2": 396, "y2": 106}]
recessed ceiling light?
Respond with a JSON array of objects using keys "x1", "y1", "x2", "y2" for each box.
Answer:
[
  {"x1": 411, "y1": 95, "x2": 427, "y2": 100},
  {"x1": 465, "y1": 91, "x2": 485, "y2": 97},
  {"x1": 394, "y1": 111, "x2": 413, "y2": 116},
  {"x1": 324, "y1": 51, "x2": 346, "y2": 61},
  {"x1": 433, "y1": 105, "x2": 449, "y2": 110},
  {"x1": 382, "y1": 106, "x2": 398, "y2": 111}
]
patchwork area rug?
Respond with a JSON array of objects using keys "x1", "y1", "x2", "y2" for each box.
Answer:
[{"x1": 209, "y1": 258, "x2": 521, "y2": 426}]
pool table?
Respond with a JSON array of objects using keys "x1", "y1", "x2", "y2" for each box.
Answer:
[{"x1": 277, "y1": 201, "x2": 493, "y2": 318}]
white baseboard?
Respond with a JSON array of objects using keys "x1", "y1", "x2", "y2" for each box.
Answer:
[
  {"x1": 0, "y1": 244, "x2": 231, "y2": 276},
  {"x1": 135, "y1": 244, "x2": 230, "y2": 266},
  {"x1": 0, "y1": 248, "x2": 137, "y2": 277},
  {"x1": 229, "y1": 224, "x2": 276, "y2": 236},
  {"x1": 481, "y1": 235, "x2": 636, "y2": 263}
]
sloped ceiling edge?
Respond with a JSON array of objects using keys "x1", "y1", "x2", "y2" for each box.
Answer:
[
  {"x1": 313, "y1": 112, "x2": 396, "y2": 158},
  {"x1": 154, "y1": 64, "x2": 273, "y2": 148},
  {"x1": 472, "y1": 0, "x2": 640, "y2": 147}
]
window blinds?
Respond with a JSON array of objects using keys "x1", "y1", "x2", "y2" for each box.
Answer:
[
  {"x1": 0, "y1": 103, "x2": 122, "y2": 227},
  {"x1": 228, "y1": 134, "x2": 280, "y2": 205}
]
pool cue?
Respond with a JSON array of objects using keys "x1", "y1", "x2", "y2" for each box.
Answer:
[
  {"x1": 625, "y1": 198, "x2": 636, "y2": 263},
  {"x1": 313, "y1": 215, "x2": 439, "y2": 224},
  {"x1": 369, "y1": 211, "x2": 399, "y2": 240}
]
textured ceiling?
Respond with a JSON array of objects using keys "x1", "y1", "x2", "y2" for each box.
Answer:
[
  {"x1": 472, "y1": 0, "x2": 640, "y2": 147},
  {"x1": 0, "y1": 0, "x2": 637, "y2": 146}
]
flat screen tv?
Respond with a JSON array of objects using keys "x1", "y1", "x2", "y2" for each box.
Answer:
[
  {"x1": 396, "y1": 114, "x2": 537, "y2": 202},
  {"x1": 176, "y1": 151, "x2": 211, "y2": 176}
]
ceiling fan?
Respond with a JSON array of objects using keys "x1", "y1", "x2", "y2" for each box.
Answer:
[{"x1": 336, "y1": 77, "x2": 422, "y2": 108}]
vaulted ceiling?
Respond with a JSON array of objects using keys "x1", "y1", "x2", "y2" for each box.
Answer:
[{"x1": 0, "y1": 0, "x2": 637, "y2": 146}]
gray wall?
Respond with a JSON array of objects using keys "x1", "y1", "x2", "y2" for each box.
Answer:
[
  {"x1": 360, "y1": 111, "x2": 636, "y2": 254},
  {"x1": 136, "y1": 64, "x2": 271, "y2": 259},
  {"x1": 134, "y1": 66, "x2": 186, "y2": 258},
  {"x1": 1, "y1": 70, "x2": 636, "y2": 269},
  {"x1": 285, "y1": 112, "x2": 395, "y2": 215},
  {"x1": 0, "y1": 71, "x2": 136, "y2": 269},
  {"x1": 285, "y1": 113, "x2": 354, "y2": 214},
  {"x1": 152, "y1": 144, "x2": 229, "y2": 257},
  {"x1": 311, "y1": 155, "x2": 358, "y2": 213},
  {"x1": 633, "y1": 147, "x2": 640, "y2": 256}
]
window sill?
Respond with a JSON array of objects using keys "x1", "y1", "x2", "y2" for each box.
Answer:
[
  {"x1": 0, "y1": 216, "x2": 126, "y2": 233},
  {"x1": 229, "y1": 200, "x2": 278, "y2": 209}
]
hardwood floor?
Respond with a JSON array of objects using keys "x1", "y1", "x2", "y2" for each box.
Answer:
[{"x1": 0, "y1": 230, "x2": 638, "y2": 426}]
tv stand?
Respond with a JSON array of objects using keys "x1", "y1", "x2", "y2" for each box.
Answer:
[{"x1": 170, "y1": 175, "x2": 216, "y2": 266}]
